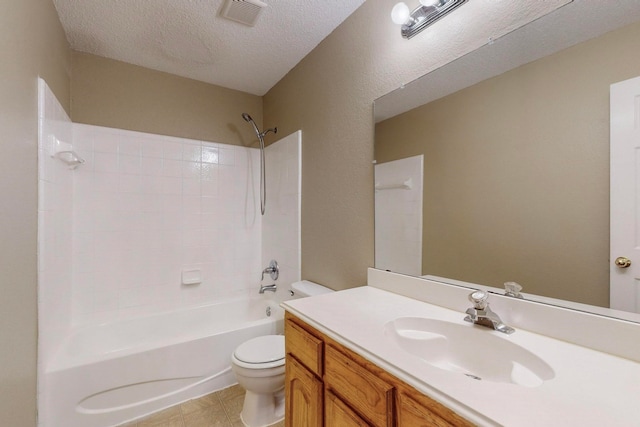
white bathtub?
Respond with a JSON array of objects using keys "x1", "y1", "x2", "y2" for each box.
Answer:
[{"x1": 41, "y1": 298, "x2": 284, "y2": 427}]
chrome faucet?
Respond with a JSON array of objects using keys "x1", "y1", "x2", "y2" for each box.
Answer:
[
  {"x1": 464, "y1": 290, "x2": 515, "y2": 334},
  {"x1": 259, "y1": 283, "x2": 277, "y2": 294},
  {"x1": 261, "y1": 259, "x2": 279, "y2": 281}
]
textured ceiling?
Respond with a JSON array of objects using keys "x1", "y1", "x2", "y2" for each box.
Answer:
[{"x1": 52, "y1": 0, "x2": 366, "y2": 96}]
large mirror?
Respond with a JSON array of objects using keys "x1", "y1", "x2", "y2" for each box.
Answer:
[{"x1": 374, "y1": 0, "x2": 640, "y2": 322}]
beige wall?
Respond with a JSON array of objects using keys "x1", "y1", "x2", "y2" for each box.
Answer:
[
  {"x1": 71, "y1": 52, "x2": 263, "y2": 146},
  {"x1": 0, "y1": 1, "x2": 71, "y2": 425},
  {"x1": 262, "y1": 23, "x2": 377, "y2": 289},
  {"x1": 375, "y1": 21, "x2": 640, "y2": 307},
  {"x1": 263, "y1": 1, "x2": 415, "y2": 290},
  {"x1": 262, "y1": 1, "x2": 561, "y2": 289}
]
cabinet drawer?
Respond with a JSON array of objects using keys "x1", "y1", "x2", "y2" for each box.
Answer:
[
  {"x1": 398, "y1": 391, "x2": 475, "y2": 427},
  {"x1": 285, "y1": 318, "x2": 323, "y2": 377},
  {"x1": 325, "y1": 390, "x2": 371, "y2": 427},
  {"x1": 325, "y1": 344, "x2": 394, "y2": 427},
  {"x1": 398, "y1": 392, "x2": 452, "y2": 427}
]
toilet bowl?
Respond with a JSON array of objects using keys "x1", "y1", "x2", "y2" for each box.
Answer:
[
  {"x1": 231, "y1": 335, "x2": 286, "y2": 427},
  {"x1": 231, "y1": 280, "x2": 334, "y2": 426}
]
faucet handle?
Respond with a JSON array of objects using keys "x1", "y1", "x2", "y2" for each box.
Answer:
[
  {"x1": 504, "y1": 281, "x2": 523, "y2": 298},
  {"x1": 468, "y1": 290, "x2": 489, "y2": 310},
  {"x1": 261, "y1": 259, "x2": 279, "y2": 281}
]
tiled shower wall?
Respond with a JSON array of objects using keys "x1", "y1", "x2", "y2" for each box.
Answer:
[
  {"x1": 70, "y1": 124, "x2": 263, "y2": 326},
  {"x1": 38, "y1": 79, "x2": 301, "y2": 345}
]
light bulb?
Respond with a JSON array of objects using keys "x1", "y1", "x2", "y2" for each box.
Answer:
[{"x1": 391, "y1": 2, "x2": 410, "y2": 25}]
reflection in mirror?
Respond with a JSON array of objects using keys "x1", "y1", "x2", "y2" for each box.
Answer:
[
  {"x1": 374, "y1": 1, "x2": 640, "y2": 322},
  {"x1": 374, "y1": 155, "x2": 424, "y2": 275}
]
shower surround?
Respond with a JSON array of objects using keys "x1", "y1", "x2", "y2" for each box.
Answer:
[{"x1": 37, "y1": 79, "x2": 301, "y2": 426}]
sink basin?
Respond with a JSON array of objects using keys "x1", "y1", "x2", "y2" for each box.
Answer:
[{"x1": 384, "y1": 317, "x2": 555, "y2": 387}]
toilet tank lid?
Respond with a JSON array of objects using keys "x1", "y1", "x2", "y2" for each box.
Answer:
[
  {"x1": 234, "y1": 335, "x2": 285, "y2": 364},
  {"x1": 291, "y1": 280, "x2": 334, "y2": 297}
]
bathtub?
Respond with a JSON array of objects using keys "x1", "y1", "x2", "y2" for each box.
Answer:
[{"x1": 41, "y1": 298, "x2": 284, "y2": 427}]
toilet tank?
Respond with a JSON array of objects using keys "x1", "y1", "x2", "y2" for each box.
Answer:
[{"x1": 290, "y1": 280, "x2": 334, "y2": 298}]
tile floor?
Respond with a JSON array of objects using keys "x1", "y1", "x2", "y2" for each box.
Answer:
[{"x1": 118, "y1": 384, "x2": 285, "y2": 427}]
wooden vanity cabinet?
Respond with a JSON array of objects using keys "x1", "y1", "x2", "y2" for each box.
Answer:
[
  {"x1": 285, "y1": 354, "x2": 323, "y2": 427},
  {"x1": 285, "y1": 312, "x2": 473, "y2": 427},
  {"x1": 284, "y1": 312, "x2": 475, "y2": 427},
  {"x1": 285, "y1": 315, "x2": 324, "y2": 427},
  {"x1": 397, "y1": 391, "x2": 469, "y2": 427},
  {"x1": 325, "y1": 390, "x2": 370, "y2": 426},
  {"x1": 324, "y1": 343, "x2": 394, "y2": 426}
]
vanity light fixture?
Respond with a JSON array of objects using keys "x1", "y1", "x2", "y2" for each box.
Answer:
[{"x1": 391, "y1": 0, "x2": 467, "y2": 39}]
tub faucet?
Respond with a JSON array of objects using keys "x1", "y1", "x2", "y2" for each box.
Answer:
[
  {"x1": 464, "y1": 290, "x2": 515, "y2": 334},
  {"x1": 259, "y1": 283, "x2": 277, "y2": 294}
]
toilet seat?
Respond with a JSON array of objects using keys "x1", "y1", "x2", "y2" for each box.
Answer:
[{"x1": 233, "y1": 335, "x2": 285, "y2": 369}]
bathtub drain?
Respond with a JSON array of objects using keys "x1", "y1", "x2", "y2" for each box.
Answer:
[{"x1": 266, "y1": 307, "x2": 271, "y2": 317}]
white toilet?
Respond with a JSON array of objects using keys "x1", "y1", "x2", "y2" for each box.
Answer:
[{"x1": 231, "y1": 280, "x2": 333, "y2": 427}]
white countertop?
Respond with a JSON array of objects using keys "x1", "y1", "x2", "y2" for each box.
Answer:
[{"x1": 282, "y1": 286, "x2": 640, "y2": 427}]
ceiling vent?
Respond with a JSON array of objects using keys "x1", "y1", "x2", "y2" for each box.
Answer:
[{"x1": 221, "y1": 0, "x2": 267, "y2": 27}]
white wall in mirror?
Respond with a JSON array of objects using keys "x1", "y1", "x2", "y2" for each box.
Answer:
[{"x1": 375, "y1": 155, "x2": 423, "y2": 275}]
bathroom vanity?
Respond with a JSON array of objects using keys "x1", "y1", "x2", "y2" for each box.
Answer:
[
  {"x1": 285, "y1": 311, "x2": 473, "y2": 426},
  {"x1": 281, "y1": 269, "x2": 640, "y2": 426}
]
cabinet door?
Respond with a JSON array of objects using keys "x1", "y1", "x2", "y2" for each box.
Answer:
[
  {"x1": 285, "y1": 355, "x2": 323, "y2": 427},
  {"x1": 325, "y1": 390, "x2": 371, "y2": 427}
]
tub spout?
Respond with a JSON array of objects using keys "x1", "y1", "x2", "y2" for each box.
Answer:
[{"x1": 259, "y1": 284, "x2": 277, "y2": 294}]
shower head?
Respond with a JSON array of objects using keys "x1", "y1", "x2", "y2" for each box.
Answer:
[
  {"x1": 241, "y1": 113, "x2": 277, "y2": 140},
  {"x1": 242, "y1": 112, "x2": 261, "y2": 140}
]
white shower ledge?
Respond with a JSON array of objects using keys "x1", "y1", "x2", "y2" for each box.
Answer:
[{"x1": 282, "y1": 273, "x2": 640, "y2": 427}]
